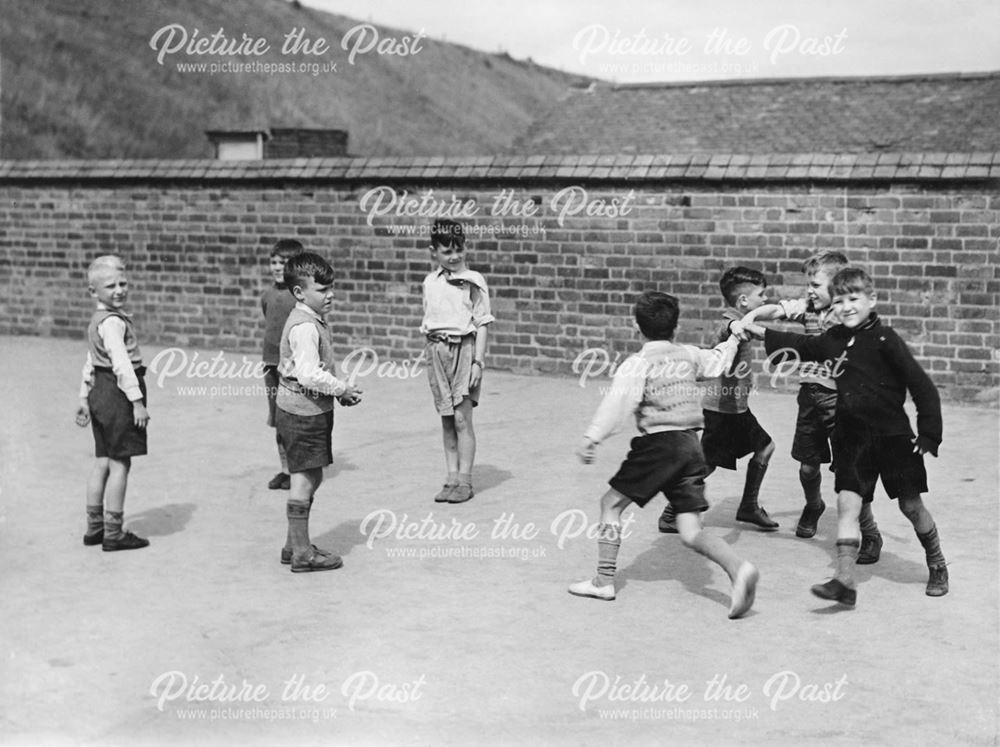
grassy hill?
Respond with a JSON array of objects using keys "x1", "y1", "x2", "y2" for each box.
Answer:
[{"x1": 1, "y1": 0, "x2": 591, "y2": 159}]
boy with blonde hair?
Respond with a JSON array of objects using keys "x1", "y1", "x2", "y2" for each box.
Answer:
[{"x1": 75, "y1": 255, "x2": 150, "y2": 551}]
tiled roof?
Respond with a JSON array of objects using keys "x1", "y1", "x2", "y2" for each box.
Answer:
[
  {"x1": 510, "y1": 73, "x2": 1000, "y2": 155},
  {"x1": 0, "y1": 154, "x2": 997, "y2": 182}
]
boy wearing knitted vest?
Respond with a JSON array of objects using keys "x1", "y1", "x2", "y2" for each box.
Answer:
[
  {"x1": 569, "y1": 291, "x2": 759, "y2": 619},
  {"x1": 75, "y1": 255, "x2": 150, "y2": 551},
  {"x1": 275, "y1": 253, "x2": 362, "y2": 573}
]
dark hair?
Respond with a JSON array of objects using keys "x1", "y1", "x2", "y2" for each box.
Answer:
[
  {"x1": 719, "y1": 266, "x2": 767, "y2": 306},
  {"x1": 831, "y1": 267, "x2": 874, "y2": 296},
  {"x1": 430, "y1": 219, "x2": 465, "y2": 249},
  {"x1": 802, "y1": 250, "x2": 849, "y2": 276},
  {"x1": 284, "y1": 251, "x2": 334, "y2": 289},
  {"x1": 271, "y1": 238, "x2": 305, "y2": 260},
  {"x1": 634, "y1": 291, "x2": 680, "y2": 341}
]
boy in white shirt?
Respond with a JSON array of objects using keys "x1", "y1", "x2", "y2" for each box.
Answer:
[
  {"x1": 421, "y1": 219, "x2": 494, "y2": 504},
  {"x1": 75, "y1": 255, "x2": 150, "y2": 551},
  {"x1": 275, "y1": 253, "x2": 362, "y2": 572}
]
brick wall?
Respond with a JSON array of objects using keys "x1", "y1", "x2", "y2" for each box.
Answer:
[{"x1": 0, "y1": 155, "x2": 997, "y2": 401}]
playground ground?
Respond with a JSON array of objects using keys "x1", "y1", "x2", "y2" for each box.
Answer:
[{"x1": 0, "y1": 334, "x2": 997, "y2": 746}]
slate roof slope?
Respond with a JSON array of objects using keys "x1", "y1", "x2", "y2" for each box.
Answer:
[{"x1": 510, "y1": 72, "x2": 1000, "y2": 155}]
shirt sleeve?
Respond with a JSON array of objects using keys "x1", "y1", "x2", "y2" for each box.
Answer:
[
  {"x1": 99, "y1": 317, "x2": 143, "y2": 402},
  {"x1": 470, "y1": 278, "x2": 495, "y2": 328},
  {"x1": 287, "y1": 323, "x2": 347, "y2": 397},
  {"x1": 884, "y1": 330, "x2": 943, "y2": 451},
  {"x1": 583, "y1": 355, "x2": 646, "y2": 444},
  {"x1": 778, "y1": 299, "x2": 808, "y2": 322},
  {"x1": 79, "y1": 351, "x2": 95, "y2": 400},
  {"x1": 692, "y1": 336, "x2": 739, "y2": 379},
  {"x1": 764, "y1": 328, "x2": 832, "y2": 363}
]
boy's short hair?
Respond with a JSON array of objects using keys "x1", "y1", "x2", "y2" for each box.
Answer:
[
  {"x1": 430, "y1": 219, "x2": 465, "y2": 249},
  {"x1": 803, "y1": 250, "x2": 849, "y2": 276},
  {"x1": 87, "y1": 255, "x2": 125, "y2": 286},
  {"x1": 719, "y1": 267, "x2": 767, "y2": 306},
  {"x1": 271, "y1": 238, "x2": 305, "y2": 260},
  {"x1": 831, "y1": 267, "x2": 875, "y2": 296},
  {"x1": 284, "y1": 252, "x2": 335, "y2": 289},
  {"x1": 634, "y1": 291, "x2": 680, "y2": 341}
]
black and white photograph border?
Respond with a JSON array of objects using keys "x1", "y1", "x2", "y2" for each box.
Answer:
[{"x1": 1, "y1": 1, "x2": 998, "y2": 745}]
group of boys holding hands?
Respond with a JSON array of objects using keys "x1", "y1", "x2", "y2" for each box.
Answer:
[{"x1": 75, "y1": 223, "x2": 947, "y2": 617}]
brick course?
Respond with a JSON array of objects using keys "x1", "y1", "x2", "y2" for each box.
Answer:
[{"x1": 0, "y1": 155, "x2": 997, "y2": 401}]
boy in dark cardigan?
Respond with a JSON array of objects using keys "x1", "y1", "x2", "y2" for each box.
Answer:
[{"x1": 752, "y1": 268, "x2": 947, "y2": 606}]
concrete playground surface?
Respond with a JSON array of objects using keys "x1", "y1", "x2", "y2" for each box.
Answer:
[{"x1": 0, "y1": 335, "x2": 997, "y2": 747}]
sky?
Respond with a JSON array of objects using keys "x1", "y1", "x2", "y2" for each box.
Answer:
[{"x1": 304, "y1": 0, "x2": 1000, "y2": 83}]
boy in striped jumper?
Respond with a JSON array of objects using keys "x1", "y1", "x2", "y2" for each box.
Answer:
[{"x1": 569, "y1": 291, "x2": 759, "y2": 619}]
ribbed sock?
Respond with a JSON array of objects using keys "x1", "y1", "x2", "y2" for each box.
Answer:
[
  {"x1": 800, "y1": 470, "x2": 823, "y2": 508},
  {"x1": 859, "y1": 503, "x2": 879, "y2": 536},
  {"x1": 86, "y1": 506, "x2": 103, "y2": 535},
  {"x1": 917, "y1": 524, "x2": 946, "y2": 567},
  {"x1": 595, "y1": 523, "x2": 621, "y2": 586},
  {"x1": 446, "y1": 471, "x2": 459, "y2": 486},
  {"x1": 835, "y1": 539, "x2": 860, "y2": 588},
  {"x1": 457, "y1": 472, "x2": 472, "y2": 487},
  {"x1": 287, "y1": 501, "x2": 311, "y2": 556},
  {"x1": 739, "y1": 459, "x2": 768, "y2": 511},
  {"x1": 104, "y1": 511, "x2": 124, "y2": 541}
]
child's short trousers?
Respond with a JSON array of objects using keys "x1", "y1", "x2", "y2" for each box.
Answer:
[
  {"x1": 89, "y1": 367, "x2": 148, "y2": 459},
  {"x1": 832, "y1": 429, "x2": 928, "y2": 502},
  {"x1": 700, "y1": 409, "x2": 772, "y2": 470},
  {"x1": 425, "y1": 333, "x2": 480, "y2": 416},
  {"x1": 608, "y1": 430, "x2": 710, "y2": 514},
  {"x1": 791, "y1": 383, "x2": 837, "y2": 465},
  {"x1": 263, "y1": 365, "x2": 279, "y2": 427},
  {"x1": 274, "y1": 408, "x2": 334, "y2": 473}
]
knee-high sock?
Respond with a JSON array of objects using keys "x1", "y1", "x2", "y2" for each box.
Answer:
[
  {"x1": 104, "y1": 510, "x2": 124, "y2": 541},
  {"x1": 835, "y1": 538, "x2": 860, "y2": 587},
  {"x1": 740, "y1": 460, "x2": 768, "y2": 510},
  {"x1": 859, "y1": 502, "x2": 879, "y2": 536},
  {"x1": 287, "y1": 501, "x2": 311, "y2": 555},
  {"x1": 595, "y1": 523, "x2": 621, "y2": 586},
  {"x1": 800, "y1": 469, "x2": 822, "y2": 508},
  {"x1": 917, "y1": 524, "x2": 946, "y2": 567}
]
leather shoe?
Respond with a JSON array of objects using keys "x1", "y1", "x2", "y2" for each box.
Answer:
[
  {"x1": 736, "y1": 506, "x2": 779, "y2": 531},
  {"x1": 795, "y1": 501, "x2": 826, "y2": 538},
  {"x1": 856, "y1": 532, "x2": 883, "y2": 565},
  {"x1": 810, "y1": 578, "x2": 856, "y2": 606}
]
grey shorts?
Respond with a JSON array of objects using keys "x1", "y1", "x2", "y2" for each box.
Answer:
[{"x1": 425, "y1": 334, "x2": 480, "y2": 416}]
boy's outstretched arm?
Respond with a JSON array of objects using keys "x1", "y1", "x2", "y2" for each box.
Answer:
[
  {"x1": 763, "y1": 327, "x2": 832, "y2": 363},
  {"x1": 577, "y1": 355, "x2": 645, "y2": 463}
]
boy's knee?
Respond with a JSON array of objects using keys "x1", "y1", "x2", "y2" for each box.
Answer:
[
  {"x1": 897, "y1": 495, "x2": 923, "y2": 520},
  {"x1": 453, "y1": 407, "x2": 473, "y2": 431},
  {"x1": 799, "y1": 462, "x2": 820, "y2": 480},
  {"x1": 756, "y1": 440, "x2": 775, "y2": 464}
]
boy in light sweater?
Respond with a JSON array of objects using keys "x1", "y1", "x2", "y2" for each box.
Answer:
[{"x1": 569, "y1": 291, "x2": 759, "y2": 619}]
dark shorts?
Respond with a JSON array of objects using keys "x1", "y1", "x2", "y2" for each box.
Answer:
[
  {"x1": 264, "y1": 365, "x2": 279, "y2": 428},
  {"x1": 89, "y1": 367, "x2": 147, "y2": 459},
  {"x1": 832, "y1": 429, "x2": 928, "y2": 502},
  {"x1": 608, "y1": 430, "x2": 710, "y2": 514},
  {"x1": 700, "y1": 410, "x2": 773, "y2": 470},
  {"x1": 791, "y1": 384, "x2": 837, "y2": 465},
  {"x1": 274, "y1": 408, "x2": 334, "y2": 473}
]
